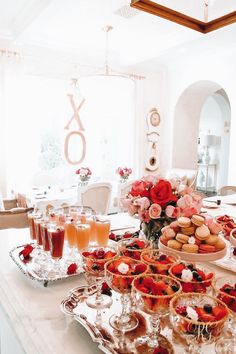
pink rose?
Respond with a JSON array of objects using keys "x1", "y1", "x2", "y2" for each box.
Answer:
[
  {"x1": 120, "y1": 198, "x2": 132, "y2": 209},
  {"x1": 134, "y1": 197, "x2": 150, "y2": 211},
  {"x1": 165, "y1": 205, "x2": 181, "y2": 218},
  {"x1": 139, "y1": 210, "x2": 151, "y2": 223},
  {"x1": 177, "y1": 194, "x2": 193, "y2": 209},
  {"x1": 149, "y1": 203, "x2": 162, "y2": 219},
  {"x1": 130, "y1": 180, "x2": 152, "y2": 198},
  {"x1": 178, "y1": 186, "x2": 193, "y2": 196}
]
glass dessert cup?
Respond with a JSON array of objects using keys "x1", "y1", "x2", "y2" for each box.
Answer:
[
  {"x1": 118, "y1": 237, "x2": 151, "y2": 260},
  {"x1": 141, "y1": 249, "x2": 180, "y2": 275},
  {"x1": 169, "y1": 262, "x2": 214, "y2": 293},
  {"x1": 133, "y1": 274, "x2": 181, "y2": 352},
  {"x1": 82, "y1": 246, "x2": 117, "y2": 309},
  {"x1": 105, "y1": 256, "x2": 147, "y2": 332},
  {"x1": 48, "y1": 225, "x2": 65, "y2": 277},
  {"x1": 213, "y1": 275, "x2": 236, "y2": 353},
  {"x1": 170, "y1": 292, "x2": 230, "y2": 354}
]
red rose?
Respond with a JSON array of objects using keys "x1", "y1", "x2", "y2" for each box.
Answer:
[
  {"x1": 149, "y1": 179, "x2": 177, "y2": 208},
  {"x1": 130, "y1": 180, "x2": 152, "y2": 198},
  {"x1": 67, "y1": 263, "x2": 77, "y2": 275}
]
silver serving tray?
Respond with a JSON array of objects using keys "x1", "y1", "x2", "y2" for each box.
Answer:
[
  {"x1": 9, "y1": 244, "x2": 83, "y2": 287},
  {"x1": 61, "y1": 285, "x2": 175, "y2": 354}
]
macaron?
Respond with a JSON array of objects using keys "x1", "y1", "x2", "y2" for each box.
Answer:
[
  {"x1": 195, "y1": 224, "x2": 210, "y2": 241},
  {"x1": 191, "y1": 214, "x2": 205, "y2": 227},
  {"x1": 160, "y1": 235, "x2": 168, "y2": 246},
  {"x1": 182, "y1": 244, "x2": 199, "y2": 253},
  {"x1": 177, "y1": 217, "x2": 191, "y2": 228},
  {"x1": 181, "y1": 226, "x2": 195, "y2": 236},
  {"x1": 169, "y1": 221, "x2": 181, "y2": 233},
  {"x1": 199, "y1": 244, "x2": 216, "y2": 253},
  {"x1": 162, "y1": 227, "x2": 176, "y2": 240},
  {"x1": 214, "y1": 238, "x2": 226, "y2": 251},
  {"x1": 176, "y1": 233, "x2": 190, "y2": 244},
  {"x1": 208, "y1": 221, "x2": 223, "y2": 235},
  {"x1": 205, "y1": 235, "x2": 219, "y2": 246},
  {"x1": 167, "y1": 239, "x2": 182, "y2": 251}
]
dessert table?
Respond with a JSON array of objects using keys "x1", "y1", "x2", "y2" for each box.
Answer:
[{"x1": 0, "y1": 212, "x2": 235, "y2": 354}]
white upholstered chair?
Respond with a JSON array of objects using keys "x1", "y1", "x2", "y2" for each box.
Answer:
[
  {"x1": 166, "y1": 168, "x2": 198, "y2": 190},
  {"x1": 0, "y1": 199, "x2": 33, "y2": 230},
  {"x1": 80, "y1": 182, "x2": 112, "y2": 215},
  {"x1": 218, "y1": 186, "x2": 236, "y2": 196}
]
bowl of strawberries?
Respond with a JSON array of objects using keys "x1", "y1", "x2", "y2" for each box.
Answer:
[
  {"x1": 118, "y1": 238, "x2": 151, "y2": 260},
  {"x1": 169, "y1": 262, "x2": 214, "y2": 293},
  {"x1": 170, "y1": 293, "x2": 229, "y2": 344},
  {"x1": 213, "y1": 276, "x2": 236, "y2": 315},
  {"x1": 82, "y1": 246, "x2": 117, "y2": 276},
  {"x1": 141, "y1": 249, "x2": 180, "y2": 275},
  {"x1": 215, "y1": 215, "x2": 236, "y2": 240}
]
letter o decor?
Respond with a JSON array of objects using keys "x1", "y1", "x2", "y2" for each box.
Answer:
[{"x1": 64, "y1": 131, "x2": 86, "y2": 165}]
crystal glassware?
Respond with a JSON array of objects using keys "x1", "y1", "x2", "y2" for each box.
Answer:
[
  {"x1": 95, "y1": 218, "x2": 110, "y2": 247},
  {"x1": 27, "y1": 211, "x2": 42, "y2": 243},
  {"x1": 105, "y1": 256, "x2": 147, "y2": 332},
  {"x1": 48, "y1": 225, "x2": 65, "y2": 276},
  {"x1": 170, "y1": 293, "x2": 229, "y2": 354},
  {"x1": 118, "y1": 238, "x2": 151, "y2": 260},
  {"x1": 213, "y1": 275, "x2": 236, "y2": 353},
  {"x1": 169, "y1": 261, "x2": 214, "y2": 293},
  {"x1": 141, "y1": 249, "x2": 180, "y2": 275},
  {"x1": 133, "y1": 274, "x2": 181, "y2": 352},
  {"x1": 82, "y1": 246, "x2": 117, "y2": 309}
]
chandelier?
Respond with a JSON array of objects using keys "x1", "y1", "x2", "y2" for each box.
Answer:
[
  {"x1": 95, "y1": 25, "x2": 145, "y2": 81},
  {"x1": 131, "y1": 0, "x2": 236, "y2": 33}
]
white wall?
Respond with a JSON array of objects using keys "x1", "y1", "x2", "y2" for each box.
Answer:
[{"x1": 134, "y1": 37, "x2": 236, "y2": 185}]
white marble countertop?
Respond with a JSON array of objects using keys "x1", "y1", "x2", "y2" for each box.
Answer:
[{"x1": 0, "y1": 213, "x2": 235, "y2": 354}]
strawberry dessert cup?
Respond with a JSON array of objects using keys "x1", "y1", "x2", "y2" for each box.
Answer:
[
  {"x1": 169, "y1": 262, "x2": 214, "y2": 293},
  {"x1": 170, "y1": 293, "x2": 229, "y2": 353},
  {"x1": 133, "y1": 274, "x2": 181, "y2": 352},
  {"x1": 105, "y1": 256, "x2": 147, "y2": 332},
  {"x1": 82, "y1": 246, "x2": 117, "y2": 309},
  {"x1": 141, "y1": 249, "x2": 180, "y2": 275},
  {"x1": 118, "y1": 238, "x2": 151, "y2": 260}
]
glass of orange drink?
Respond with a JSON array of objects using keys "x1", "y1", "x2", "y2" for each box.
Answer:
[
  {"x1": 75, "y1": 223, "x2": 91, "y2": 253},
  {"x1": 95, "y1": 218, "x2": 110, "y2": 246}
]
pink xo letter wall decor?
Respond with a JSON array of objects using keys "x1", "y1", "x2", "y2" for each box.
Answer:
[{"x1": 64, "y1": 94, "x2": 86, "y2": 165}]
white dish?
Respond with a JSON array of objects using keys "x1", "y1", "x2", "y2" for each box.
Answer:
[{"x1": 158, "y1": 239, "x2": 227, "y2": 262}]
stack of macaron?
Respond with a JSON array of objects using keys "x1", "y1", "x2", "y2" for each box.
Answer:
[{"x1": 160, "y1": 214, "x2": 226, "y2": 254}]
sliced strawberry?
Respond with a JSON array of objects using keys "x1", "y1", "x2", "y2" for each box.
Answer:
[
  {"x1": 165, "y1": 285, "x2": 175, "y2": 295},
  {"x1": 82, "y1": 251, "x2": 90, "y2": 257},
  {"x1": 134, "y1": 263, "x2": 147, "y2": 274},
  {"x1": 143, "y1": 296, "x2": 154, "y2": 311},
  {"x1": 182, "y1": 282, "x2": 194, "y2": 292},
  {"x1": 212, "y1": 306, "x2": 228, "y2": 320},
  {"x1": 143, "y1": 276, "x2": 154, "y2": 289},
  {"x1": 229, "y1": 289, "x2": 236, "y2": 297},
  {"x1": 175, "y1": 306, "x2": 187, "y2": 316},
  {"x1": 196, "y1": 269, "x2": 206, "y2": 281},
  {"x1": 205, "y1": 272, "x2": 214, "y2": 280},
  {"x1": 150, "y1": 282, "x2": 163, "y2": 295},
  {"x1": 171, "y1": 263, "x2": 186, "y2": 276},
  {"x1": 230, "y1": 300, "x2": 236, "y2": 313},
  {"x1": 136, "y1": 285, "x2": 149, "y2": 294},
  {"x1": 195, "y1": 308, "x2": 215, "y2": 322}
]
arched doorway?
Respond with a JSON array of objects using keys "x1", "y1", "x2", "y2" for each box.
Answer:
[{"x1": 173, "y1": 80, "x2": 231, "y2": 191}]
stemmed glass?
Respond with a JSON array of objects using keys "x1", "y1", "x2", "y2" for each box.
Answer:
[
  {"x1": 47, "y1": 224, "x2": 65, "y2": 277},
  {"x1": 170, "y1": 293, "x2": 230, "y2": 354},
  {"x1": 118, "y1": 238, "x2": 151, "y2": 260},
  {"x1": 105, "y1": 256, "x2": 147, "y2": 332},
  {"x1": 141, "y1": 249, "x2": 180, "y2": 275},
  {"x1": 133, "y1": 274, "x2": 181, "y2": 352},
  {"x1": 27, "y1": 210, "x2": 42, "y2": 245},
  {"x1": 82, "y1": 245, "x2": 117, "y2": 309},
  {"x1": 213, "y1": 275, "x2": 236, "y2": 353}
]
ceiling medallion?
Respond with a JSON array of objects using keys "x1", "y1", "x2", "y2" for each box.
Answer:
[{"x1": 131, "y1": 0, "x2": 236, "y2": 33}]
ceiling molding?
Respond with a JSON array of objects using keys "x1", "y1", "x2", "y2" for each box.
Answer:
[{"x1": 131, "y1": 0, "x2": 236, "y2": 33}]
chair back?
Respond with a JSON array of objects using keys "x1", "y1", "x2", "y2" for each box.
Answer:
[
  {"x1": 0, "y1": 199, "x2": 33, "y2": 229},
  {"x1": 218, "y1": 186, "x2": 236, "y2": 196},
  {"x1": 80, "y1": 182, "x2": 112, "y2": 215}
]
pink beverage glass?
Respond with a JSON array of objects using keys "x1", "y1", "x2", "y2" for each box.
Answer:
[
  {"x1": 41, "y1": 222, "x2": 50, "y2": 252},
  {"x1": 34, "y1": 218, "x2": 44, "y2": 246},
  {"x1": 48, "y1": 226, "x2": 65, "y2": 260},
  {"x1": 27, "y1": 211, "x2": 42, "y2": 241}
]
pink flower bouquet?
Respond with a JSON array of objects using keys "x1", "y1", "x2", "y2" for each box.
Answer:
[
  {"x1": 120, "y1": 176, "x2": 202, "y2": 243},
  {"x1": 75, "y1": 167, "x2": 92, "y2": 183},
  {"x1": 117, "y1": 167, "x2": 132, "y2": 182}
]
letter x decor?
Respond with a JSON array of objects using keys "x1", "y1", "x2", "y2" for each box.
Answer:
[{"x1": 131, "y1": 0, "x2": 236, "y2": 33}]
